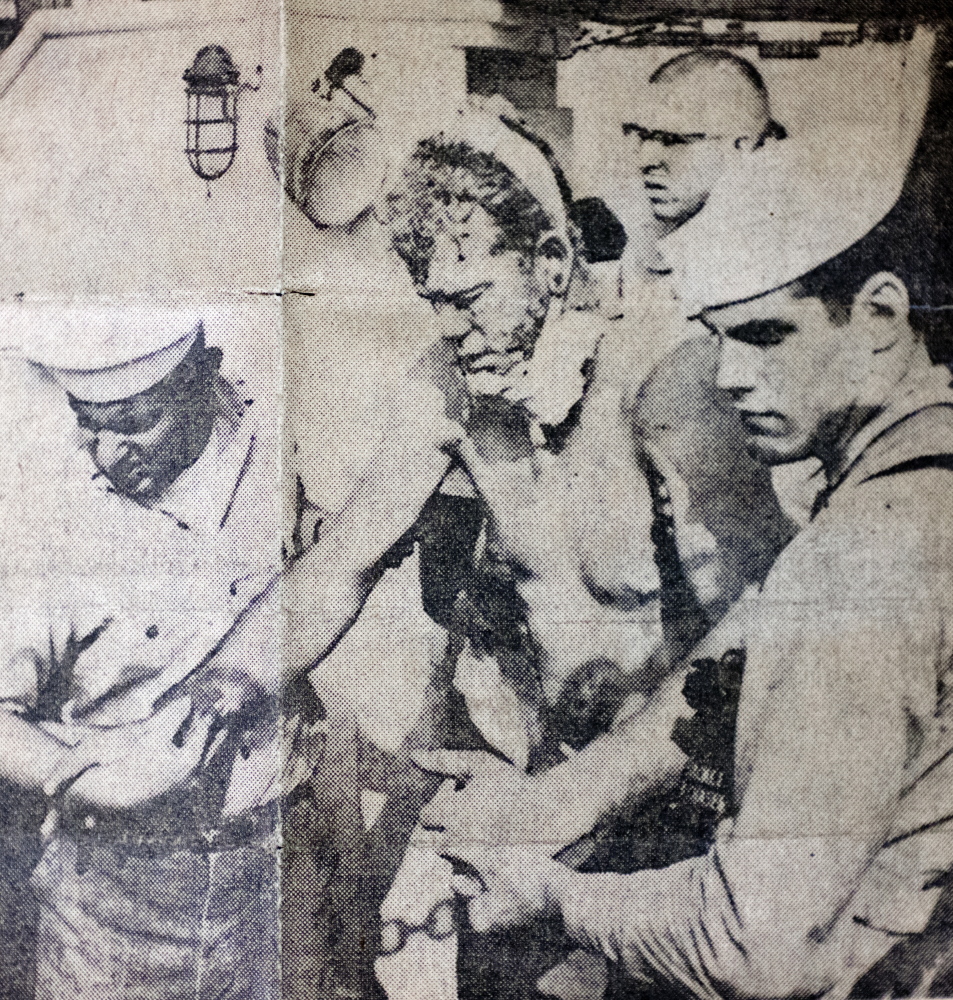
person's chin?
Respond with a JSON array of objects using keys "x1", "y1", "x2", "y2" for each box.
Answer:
[
  {"x1": 464, "y1": 368, "x2": 513, "y2": 398},
  {"x1": 107, "y1": 471, "x2": 159, "y2": 503},
  {"x1": 649, "y1": 199, "x2": 679, "y2": 221}
]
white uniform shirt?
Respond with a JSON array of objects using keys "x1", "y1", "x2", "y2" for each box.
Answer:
[
  {"x1": 555, "y1": 363, "x2": 953, "y2": 999},
  {"x1": 0, "y1": 386, "x2": 314, "y2": 819}
]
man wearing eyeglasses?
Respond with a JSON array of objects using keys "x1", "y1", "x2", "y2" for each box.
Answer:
[{"x1": 624, "y1": 49, "x2": 786, "y2": 238}]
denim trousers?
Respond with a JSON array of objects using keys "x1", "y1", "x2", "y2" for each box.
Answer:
[{"x1": 31, "y1": 835, "x2": 279, "y2": 1000}]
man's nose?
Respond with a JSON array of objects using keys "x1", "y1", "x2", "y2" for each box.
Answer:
[
  {"x1": 640, "y1": 141, "x2": 667, "y2": 172},
  {"x1": 94, "y1": 431, "x2": 129, "y2": 470},
  {"x1": 457, "y1": 328, "x2": 489, "y2": 358},
  {"x1": 715, "y1": 339, "x2": 758, "y2": 396},
  {"x1": 427, "y1": 232, "x2": 471, "y2": 295},
  {"x1": 435, "y1": 306, "x2": 472, "y2": 344}
]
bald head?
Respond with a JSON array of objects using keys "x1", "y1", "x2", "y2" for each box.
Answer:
[
  {"x1": 649, "y1": 50, "x2": 774, "y2": 139},
  {"x1": 626, "y1": 49, "x2": 785, "y2": 232}
]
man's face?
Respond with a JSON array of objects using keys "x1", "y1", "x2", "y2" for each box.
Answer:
[
  {"x1": 705, "y1": 286, "x2": 860, "y2": 465},
  {"x1": 625, "y1": 123, "x2": 732, "y2": 229},
  {"x1": 69, "y1": 378, "x2": 209, "y2": 502},
  {"x1": 415, "y1": 202, "x2": 548, "y2": 383}
]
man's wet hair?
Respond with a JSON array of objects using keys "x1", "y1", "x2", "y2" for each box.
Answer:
[
  {"x1": 649, "y1": 49, "x2": 787, "y2": 146},
  {"x1": 138, "y1": 333, "x2": 224, "y2": 409},
  {"x1": 384, "y1": 122, "x2": 575, "y2": 287}
]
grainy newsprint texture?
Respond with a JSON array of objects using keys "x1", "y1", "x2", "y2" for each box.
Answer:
[{"x1": 0, "y1": 2, "x2": 951, "y2": 998}]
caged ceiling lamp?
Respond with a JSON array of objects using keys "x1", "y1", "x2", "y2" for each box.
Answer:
[{"x1": 183, "y1": 45, "x2": 254, "y2": 185}]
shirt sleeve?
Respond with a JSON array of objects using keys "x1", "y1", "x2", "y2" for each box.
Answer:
[{"x1": 553, "y1": 485, "x2": 942, "y2": 998}]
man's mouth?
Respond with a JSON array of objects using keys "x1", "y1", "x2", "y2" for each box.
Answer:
[
  {"x1": 464, "y1": 354, "x2": 505, "y2": 374},
  {"x1": 643, "y1": 182, "x2": 673, "y2": 205},
  {"x1": 737, "y1": 410, "x2": 787, "y2": 436},
  {"x1": 461, "y1": 349, "x2": 522, "y2": 376},
  {"x1": 114, "y1": 469, "x2": 154, "y2": 496},
  {"x1": 98, "y1": 454, "x2": 155, "y2": 498}
]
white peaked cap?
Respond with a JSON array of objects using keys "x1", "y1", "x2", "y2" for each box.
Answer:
[
  {"x1": 663, "y1": 27, "x2": 935, "y2": 316},
  {"x1": 13, "y1": 303, "x2": 202, "y2": 402}
]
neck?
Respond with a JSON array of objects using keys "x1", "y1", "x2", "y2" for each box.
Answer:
[
  {"x1": 817, "y1": 341, "x2": 934, "y2": 485},
  {"x1": 814, "y1": 404, "x2": 884, "y2": 483},
  {"x1": 654, "y1": 215, "x2": 681, "y2": 240}
]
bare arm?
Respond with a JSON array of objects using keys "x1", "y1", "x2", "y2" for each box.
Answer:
[
  {"x1": 170, "y1": 375, "x2": 465, "y2": 709},
  {"x1": 456, "y1": 511, "x2": 932, "y2": 998},
  {"x1": 526, "y1": 665, "x2": 688, "y2": 847},
  {"x1": 419, "y1": 664, "x2": 689, "y2": 857},
  {"x1": 0, "y1": 710, "x2": 82, "y2": 794}
]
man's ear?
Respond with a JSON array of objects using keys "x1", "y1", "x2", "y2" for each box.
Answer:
[
  {"x1": 534, "y1": 234, "x2": 571, "y2": 297},
  {"x1": 853, "y1": 271, "x2": 910, "y2": 352}
]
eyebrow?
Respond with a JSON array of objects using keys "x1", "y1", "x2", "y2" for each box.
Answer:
[
  {"x1": 68, "y1": 397, "x2": 126, "y2": 418},
  {"x1": 68, "y1": 395, "x2": 144, "y2": 416},
  {"x1": 621, "y1": 123, "x2": 707, "y2": 143},
  {"x1": 722, "y1": 319, "x2": 799, "y2": 347},
  {"x1": 67, "y1": 395, "x2": 163, "y2": 430}
]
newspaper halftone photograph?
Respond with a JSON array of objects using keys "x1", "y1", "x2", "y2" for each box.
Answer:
[{"x1": 0, "y1": 2, "x2": 952, "y2": 999}]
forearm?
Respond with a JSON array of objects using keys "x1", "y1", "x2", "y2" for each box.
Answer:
[
  {"x1": 550, "y1": 830, "x2": 877, "y2": 998},
  {"x1": 533, "y1": 667, "x2": 689, "y2": 849},
  {"x1": 551, "y1": 853, "x2": 725, "y2": 999},
  {"x1": 181, "y1": 441, "x2": 456, "y2": 701},
  {"x1": 280, "y1": 437, "x2": 456, "y2": 682}
]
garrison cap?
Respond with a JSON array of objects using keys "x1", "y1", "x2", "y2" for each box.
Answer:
[{"x1": 663, "y1": 27, "x2": 934, "y2": 315}]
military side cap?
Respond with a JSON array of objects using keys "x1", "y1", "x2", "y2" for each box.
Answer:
[{"x1": 663, "y1": 27, "x2": 934, "y2": 315}]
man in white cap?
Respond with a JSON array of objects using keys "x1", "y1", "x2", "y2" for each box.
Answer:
[
  {"x1": 0, "y1": 304, "x2": 326, "y2": 1000},
  {"x1": 429, "y1": 80, "x2": 953, "y2": 996}
]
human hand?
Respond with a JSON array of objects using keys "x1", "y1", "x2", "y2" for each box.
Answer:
[
  {"x1": 220, "y1": 702, "x2": 327, "y2": 819},
  {"x1": 413, "y1": 749, "x2": 569, "y2": 933},
  {"x1": 447, "y1": 840, "x2": 571, "y2": 933},
  {"x1": 413, "y1": 749, "x2": 564, "y2": 857},
  {"x1": 63, "y1": 697, "x2": 213, "y2": 811}
]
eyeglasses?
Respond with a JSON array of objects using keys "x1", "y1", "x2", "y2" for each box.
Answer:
[
  {"x1": 622, "y1": 123, "x2": 712, "y2": 146},
  {"x1": 622, "y1": 119, "x2": 787, "y2": 150},
  {"x1": 378, "y1": 899, "x2": 456, "y2": 957}
]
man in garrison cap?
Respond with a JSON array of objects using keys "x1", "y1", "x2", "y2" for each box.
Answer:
[
  {"x1": 0, "y1": 305, "x2": 324, "y2": 1000},
  {"x1": 430, "y1": 63, "x2": 953, "y2": 999}
]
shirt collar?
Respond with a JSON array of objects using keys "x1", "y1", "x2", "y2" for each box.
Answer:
[{"x1": 822, "y1": 360, "x2": 953, "y2": 503}]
